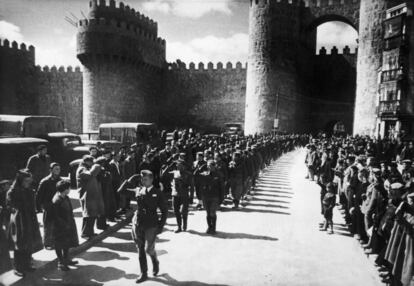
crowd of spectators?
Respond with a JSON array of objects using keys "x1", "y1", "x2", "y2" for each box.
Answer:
[{"x1": 305, "y1": 134, "x2": 414, "y2": 286}]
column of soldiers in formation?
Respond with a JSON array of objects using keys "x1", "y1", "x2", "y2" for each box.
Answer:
[
  {"x1": 0, "y1": 129, "x2": 308, "y2": 282},
  {"x1": 305, "y1": 135, "x2": 414, "y2": 286}
]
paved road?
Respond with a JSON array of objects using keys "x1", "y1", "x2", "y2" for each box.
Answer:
[{"x1": 5, "y1": 149, "x2": 383, "y2": 286}]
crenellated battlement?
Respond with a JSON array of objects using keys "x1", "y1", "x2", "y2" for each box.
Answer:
[
  {"x1": 317, "y1": 46, "x2": 358, "y2": 55},
  {"x1": 88, "y1": 0, "x2": 157, "y2": 37},
  {"x1": 168, "y1": 61, "x2": 247, "y2": 72},
  {"x1": 0, "y1": 38, "x2": 35, "y2": 66},
  {"x1": 35, "y1": 65, "x2": 82, "y2": 73},
  {"x1": 77, "y1": 18, "x2": 165, "y2": 47},
  {"x1": 0, "y1": 38, "x2": 35, "y2": 54},
  {"x1": 249, "y1": 0, "x2": 305, "y2": 7},
  {"x1": 77, "y1": 0, "x2": 166, "y2": 69},
  {"x1": 303, "y1": 0, "x2": 359, "y2": 8}
]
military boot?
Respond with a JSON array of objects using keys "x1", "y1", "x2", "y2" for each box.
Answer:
[
  {"x1": 210, "y1": 216, "x2": 217, "y2": 235},
  {"x1": 182, "y1": 215, "x2": 188, "y2": 231},
  {"x1": 206, "y1": 216, "x2": 212, "y2": 233},
  {"x1": 151, "y1": 255, "x2": 159, "y2": 276}
]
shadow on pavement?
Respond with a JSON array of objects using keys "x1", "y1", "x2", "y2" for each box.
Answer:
[
  {"x1": 237, "y1": 208, "x2": 290, "y2": 215},
  {"x1": 251, "y1": 193, "x2": 292, "y2": 199},
  {"x1": 150, "y1": 273, "x2": 230, "y2": 286},
  {"x1": 187, "y1": 230, "x2": 278, "y2": 241},
  {"x1": 81, "y1": 250, "x2": 129, "y2": 261},
  {"x1": 254, "y1": 189, "x2": 294, "y2": 195},
  {"x1": 110, "y1": 230, "x2": 133, "y2": 241},
  {"x1": 13, "y1": 265, "x2": 139, "y2": 286},
  {"x1": 246, "y1": 203, "x2": 290, "y2": 209},
  {"x1": 251, "y1": 197, "x2": 291, "y2": 204},
  {"x1": 98, "y1": 241, "x2": 137, "y2": 253}
]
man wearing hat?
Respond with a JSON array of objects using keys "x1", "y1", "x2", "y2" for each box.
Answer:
[
  {"x1": 121, "y1": 170, "x2": 167, "y2": 283},
  {"x1": 363, "y1": 168, "x2": 387, "y2": 254},
  {"x1": 304, "y1": 144, "x2": 318, "y2": 181},
  {"x1": 196, "y1": 160, "x2": 224, "y2": 234},
  {"x1": 228, "y1": 151, "x2": 245, "y2": 209},
  {"x1": 36, "y1": 162, "x2": 62, "y2": 248},
  {"x1": 76, "y1": 155, "x2": 105, "y2": 239},
  {"x1": 162, "y1": 159, "x2": 191, "y2": 233},
  {"x1": 401, "y1": 159, "x2": 412, "y2": 184},
  {"x1": 120, "y1": 149, "x2": 137, "y2": 212},
  {"x1": 26, "y1": 144, "x2": 51, "y2": 190},
  {"x1": 159, "y1": 142, "x2": 172, "y2": 166},
  {"x1": 192, "y1": 152, "x2": 207, "y2": 209}
]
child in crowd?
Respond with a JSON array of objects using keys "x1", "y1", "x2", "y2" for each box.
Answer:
[
  {"x1": 52, "y1": 179, "x2": 79, "y2": 271},
  {"x1": 317, "y1": 174, "x2": 328, "y2": 216},
  {"x1": 320, "y1": 182, "x2": 336, "y2": 234}
]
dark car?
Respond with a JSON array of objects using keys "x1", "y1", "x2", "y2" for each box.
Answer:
[
  {"x1": 41, "y1": 132, "x2": 90, "y2": 175},
  {"x1": 0, "y1": 114, "x2": 64, "y2": 138},
  {"x1": 0, "y1": 137, "x2": 49, "y2": 181}
]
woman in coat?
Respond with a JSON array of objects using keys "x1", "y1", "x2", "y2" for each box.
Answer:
[
  {"x1": 51, "y1": 179, "x2": 79, "y2": 271},
  {"x1": 384, "y1": 193, "x2": 414, "y2": 286},
  {"x1": 76, "y1": 155, "x2": 104, "y2": 239},
  {"x1": 6, "y1": 169, "x2": 43, "y2": 277}
]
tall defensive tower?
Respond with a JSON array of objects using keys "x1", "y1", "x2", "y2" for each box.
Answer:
[
  {"x1": 77, "y1": 0, "x2": 166, "y2": 131},
  {"x1": 244, "y1": 0, "x2": 305, "y2": 135},
  {"x1": 353, "y1": 0, "x2": 388, "y2": 136}
]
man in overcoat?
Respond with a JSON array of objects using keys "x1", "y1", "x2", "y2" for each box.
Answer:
[
  {"x1": 26, "y1": 144, "x2": 51, "y2": 190},
  {"x1": 76, "y1": 155, "x2": 104, "y2": 239},
  {"x1": 36, "y1": 162, "x2": 62, "y2": 249}
]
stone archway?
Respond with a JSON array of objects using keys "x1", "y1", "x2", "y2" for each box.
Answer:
[{"x1": 303, "y1": 0, "x2": 360, "y2": 32}]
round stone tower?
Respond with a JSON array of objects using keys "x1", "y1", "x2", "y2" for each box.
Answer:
[
  {"x1": 353, "y1": 0, "x2": 388, "y2": 136},
  {"x1": 244, "y1": 0, "x2": 304, "y2": 135},
  {"x1": 77, "y1": 0, "x2": 166, "y2": 131}
]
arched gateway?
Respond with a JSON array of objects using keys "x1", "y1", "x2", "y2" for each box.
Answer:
[{"x1": 244, "y1": 0, "x2": 394, "y2": 136}]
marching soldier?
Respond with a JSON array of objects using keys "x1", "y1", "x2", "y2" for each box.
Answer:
[
  {"x1": 228, "y1": 151, "x2": 245, "y2": 209},
  {"x1": 162, "y1": 159, "x2": 191, "y2": 233},
  {"x1": 192, "y1": 152, "x2": 207, "y2": 209},
  {"x1": 197, "y1": 160, "x2": 224, "y2": 234},
  {"x1": 119, "y1": 170, "x2": 168, "y2": 283}
]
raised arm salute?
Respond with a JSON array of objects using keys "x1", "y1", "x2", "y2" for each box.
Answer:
[{"x1": 119, "y1": 170, "x2": 168, "y2": 284}]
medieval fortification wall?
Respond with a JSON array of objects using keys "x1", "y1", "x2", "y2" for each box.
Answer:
[{"x1": 0, "y1": 0, "x2": 375, "y2": 135}]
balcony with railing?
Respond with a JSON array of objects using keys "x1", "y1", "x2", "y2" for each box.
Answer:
[
  {"x1": 384, "y1": 35, "x2": 408, "y2": 51},
  {"x1": 378, "y1": 100, "x2": 400, "y2": 116},
  {"x1": 381, "y1": 69, "x2": 403, "y2": 82}
]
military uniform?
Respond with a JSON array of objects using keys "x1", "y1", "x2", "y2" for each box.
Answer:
[
  {"x1": 192, "y1": 155, "x2": 207, "y2": 206},
  {"x1": 131, "y1": 184, "x2": 167, "y2": 279},
  {"x1": 198, "y1": 170, "x2": 223, "y2": 234},
  {"x1": 162, "y1": 161, "x2": 191, "y2": 232}
]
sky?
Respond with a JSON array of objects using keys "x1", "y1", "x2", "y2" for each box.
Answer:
[{"x1": 0, "y1": 0, "x2": 358, "y2": 67}]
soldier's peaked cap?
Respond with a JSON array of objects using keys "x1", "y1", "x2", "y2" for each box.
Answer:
[
  {"x1": 390, "y1": 182, "x2": 404, "y2": 190},
  {"x1": 140, "y1": 170, "x2": 153, "y2": 177},
  {"x1": 371, "y1": 168, "x2": 381, "y2": 175}
]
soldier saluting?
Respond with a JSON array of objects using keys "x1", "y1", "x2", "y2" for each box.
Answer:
[{"x1": 119, "y1": 170, "x2": 168, "y2": 284}]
